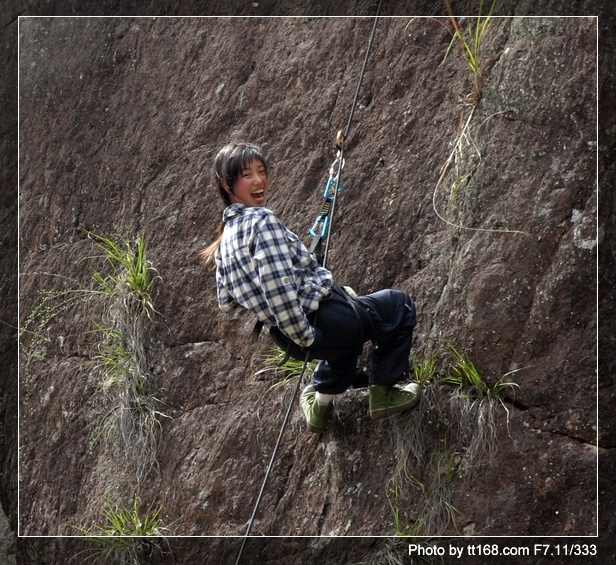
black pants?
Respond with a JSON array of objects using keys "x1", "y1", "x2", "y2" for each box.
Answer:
[{"x1": 270, "y1": 287, "x2": 416, "y2": 395}]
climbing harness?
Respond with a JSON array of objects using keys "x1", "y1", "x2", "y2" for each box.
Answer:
[{"x1": 235, "y1": 4, "x2": 383, "y2": 563}]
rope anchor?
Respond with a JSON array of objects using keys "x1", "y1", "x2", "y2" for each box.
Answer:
[{"x1": 309, "y1": 139, "x2": 345, "y2": 255}]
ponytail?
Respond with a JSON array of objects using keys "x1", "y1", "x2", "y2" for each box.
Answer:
[{"x1": 199, "y1": 220, "x2": 225, "y2": 265}]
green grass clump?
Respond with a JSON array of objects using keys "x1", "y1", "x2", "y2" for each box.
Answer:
[
  {"x1": 406, "y1": 1, "x2": 496, "y2": 105},
  {"x1": 85, "y1": 232, "x2": 164, "y2": 480},
  {"x1": 254, "y1": 346, "x2": 317, "y2": 390},
  {"x1": 74, "y1": 496, "x2": 177, "y2": 564},
  {"x1": 442, "y1": 0, "x2": 497, "y2": 103},
  {"x1": 411, "y1": 352, "x2": 438, "y2": 387},
  {"x1": 20, "y1": 231, "x2": 165, "y2": 481},
  {"x1": 388, "y1": 344, "x2": 521, "y2": 536},
  {"x1": 87, "y1": 231, "x2": 158, "y2": 320},
  {"x1": 447, "y1": 345, "x2": 520, "y2": 404}
]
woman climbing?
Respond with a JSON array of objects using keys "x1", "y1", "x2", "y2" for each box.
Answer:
[{"x1": 201, "y1": 141, "x2": 421, "y2": 433}]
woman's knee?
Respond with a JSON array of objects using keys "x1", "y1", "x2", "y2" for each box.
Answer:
[{"x1": 360, "y1": 289, "x2": 416, "y2": 332}]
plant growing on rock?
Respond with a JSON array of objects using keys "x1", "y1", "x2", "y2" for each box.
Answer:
[
  {"x1": 253, "y1": 346, "x2": 318, "y2": 391},
  {"x1": 406, "y1": 4, "x2": 531, "y2": 236},
  {"x1": 87, "y1": 232, "x2": 157, "y2": 320},
  {"x1": 19, "y1": 272, "x2": 103, "y2": 370},
  {"x1": 387, "y1": 440, "x2": 463, "y2": 538},
  {"x1": 73, "y1": 495, "x2": 176, "y2": 564},
  {"x1": 445, "y1": 345, "x2": 520, "y2": 467},
  {"x1": 20, "y1": 231, "x2": 165, "y2": 481},
  {"x1": 86, "y1": 231, "x2": 165, "y2": 481},
  {"x1": 387, "y1": 345, "x2": 520, "y2": 536},
  {"x1": 406, "y1": 0, "x2": 496, "y2": 105},
  {"x1": 442, "y1": 0, "x2": 497, "y2": 105}
]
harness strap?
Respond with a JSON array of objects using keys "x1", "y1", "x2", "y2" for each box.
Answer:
[
  {"x1": 251, "y1": 320, "x2": 264, "y2": 343},
  {"x1": 253, "y1": 283, "x2": 374, "y2": 353},
  {"x1": 332, "y1": 284, "x2": 375, "y2": 346}
]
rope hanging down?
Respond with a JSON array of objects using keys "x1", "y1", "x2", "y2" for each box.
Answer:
[{"x1": 235, "y1": 4, "x2": 382, "y2": 563}]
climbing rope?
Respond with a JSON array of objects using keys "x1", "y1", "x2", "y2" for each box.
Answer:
[{"x1": 235, "y1": 3, "x2": 382, "y2": 562}]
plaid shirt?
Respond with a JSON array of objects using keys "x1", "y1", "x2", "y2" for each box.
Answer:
[{"x1": 215, "y1": 204, "x2": 333, "y2": 347}]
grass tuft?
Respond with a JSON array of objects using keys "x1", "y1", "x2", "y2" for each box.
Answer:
[
  {"x1": 73, "y1": 496, "x2": 177, "y2": 564},
  {"x1": 442, "y1": 0, "x2": 497, "y2": 104},
  {"x1": 86, "y1": 232, "x2": 165, "y2": 480},
  {"x1": 87, "y1": 231, "x2": 159, "y2": 320},
  {"x1": 20, "y1": 231, "x2": 165, "y2": 482},
  {"x1": 253, "y1": 346, "x2": 317, "y2": 391},
  {"x1": 388, "y1": 344, "x2": 521, "y2": 536}
]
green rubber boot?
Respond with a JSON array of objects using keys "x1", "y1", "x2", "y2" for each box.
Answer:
[
  {"x1": 369, "y1": 383, "x2": 422, "y2": 420},
  {"x1": 300, "y1": 385, "x2": 333, "y2": 433}
]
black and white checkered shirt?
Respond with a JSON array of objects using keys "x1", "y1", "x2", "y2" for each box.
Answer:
[{"x1": 215, "y1": 204, "x2": 333, "y2": 347}]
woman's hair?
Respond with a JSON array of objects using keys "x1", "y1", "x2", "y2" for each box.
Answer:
[{"x1": 200, "y1": 142, "x2": 268, "y2": 264}]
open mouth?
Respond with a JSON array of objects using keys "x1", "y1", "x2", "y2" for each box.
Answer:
[{"x1": 252, "y1": 190, "x2": 265, "y2": 200}]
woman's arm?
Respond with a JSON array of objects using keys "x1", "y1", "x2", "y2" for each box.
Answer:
[{"x1": 253, "y1": 214, "x2": 316, "y2": 348}]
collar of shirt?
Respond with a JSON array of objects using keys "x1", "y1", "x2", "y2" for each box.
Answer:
[{"x1": 222, "y1": 202, "x2": 253, "y2": 222}]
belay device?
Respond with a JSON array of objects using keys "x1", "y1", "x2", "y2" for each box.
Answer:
[{"x1": 308, "y1": 130, "x2": 345, "y2": 267}]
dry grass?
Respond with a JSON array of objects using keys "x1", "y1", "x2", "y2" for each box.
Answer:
[
  {"x1": 86, "y1": 232, "x2": 165, "y2": 481},
  {"x1": 387, "y1": 346, "x2": 521, "y2": 536}
]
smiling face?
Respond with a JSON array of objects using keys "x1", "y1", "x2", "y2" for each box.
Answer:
[{"x1": 228, "y1": 158, "x2": 269, "y2": 207}]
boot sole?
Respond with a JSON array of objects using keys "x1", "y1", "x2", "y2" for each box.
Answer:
[{"x1": 307, "y1": 423, "x2": 327, "y2": 433}]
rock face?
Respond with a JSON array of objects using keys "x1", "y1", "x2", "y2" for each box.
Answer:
[{"x1": 8, "y1": 5, "x2": 609, "y2": 564}]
